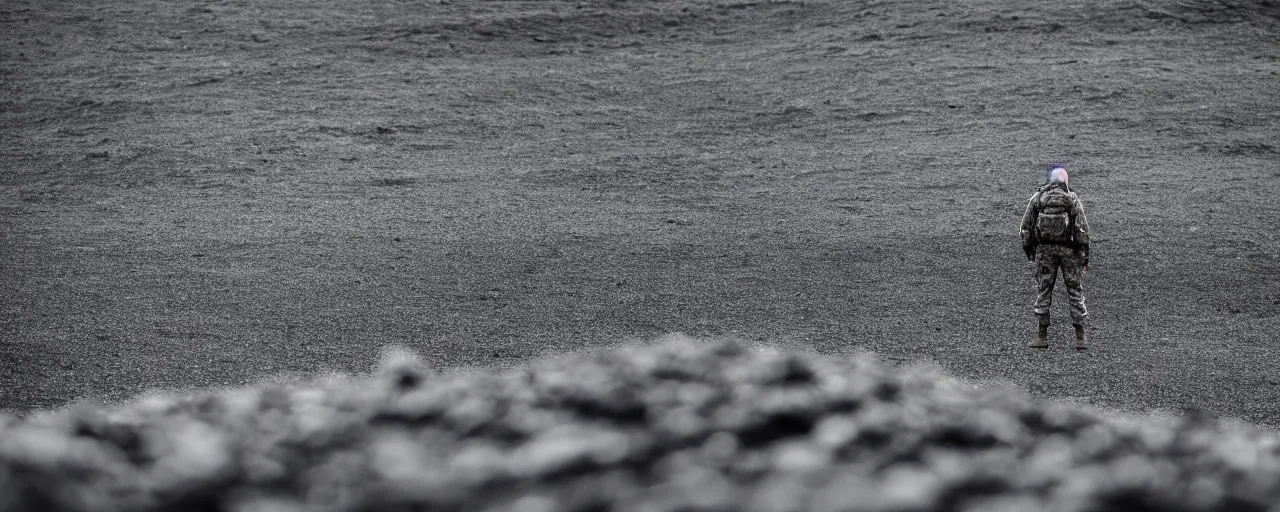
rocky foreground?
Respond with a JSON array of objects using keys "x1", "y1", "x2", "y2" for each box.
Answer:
[{"x1": 2, "y1": 338, "x2": 1279, "y2": 512}]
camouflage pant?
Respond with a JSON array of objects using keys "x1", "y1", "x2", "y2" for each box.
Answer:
[{"x1": 1033, "y1": 244, "x2": 1088, "y2": 325}]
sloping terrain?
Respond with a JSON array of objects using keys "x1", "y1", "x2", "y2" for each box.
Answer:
[
  {"x1": 2, "y1": 0, "x2": 1280, "y2": 428},
  {"x1": 4, "y1": 340, "x2": 1280, "y2": 512}
]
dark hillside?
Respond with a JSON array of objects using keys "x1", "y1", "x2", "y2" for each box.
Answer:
[{"x1": 2, "y1": 0, "x2": 1279, "y2": 425}]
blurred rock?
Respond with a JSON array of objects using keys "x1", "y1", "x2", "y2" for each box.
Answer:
[{"x1": 2, "y1": 338, "x2": 1280, "y2": 511}]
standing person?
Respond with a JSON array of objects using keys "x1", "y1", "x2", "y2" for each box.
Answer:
[{"x1": 1020, "y1": 165, "x2": 1091, "y2": 349}]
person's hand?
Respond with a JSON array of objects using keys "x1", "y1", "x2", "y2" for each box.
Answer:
[{"x1": 1023, "y1": 245, "x2": 1035, "y2": 261}]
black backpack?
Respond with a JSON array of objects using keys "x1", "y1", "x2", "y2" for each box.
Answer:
[{"x1": 1034, "y1": 184, "x2": 1075, "y2": 244}]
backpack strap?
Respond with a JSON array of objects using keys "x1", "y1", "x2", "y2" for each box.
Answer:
[
  {"x1": 1067, "y1": 193, "x2": 1076, "y2": 240},
  {"x1": 1068, "y1": 192, "x2": 1083, "y2": 245}
]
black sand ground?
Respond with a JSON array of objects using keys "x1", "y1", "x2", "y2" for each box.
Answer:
[
  {"x1": 2, "y1": 0, "x2": 1280, "y2": 427},
  {"x1": 4, "y1": 340, "x2": 1280, "y2": 512}
]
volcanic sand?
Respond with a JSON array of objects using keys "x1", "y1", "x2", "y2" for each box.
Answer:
[{"x1": 2, "y1": 0, "x2": 1279, "y2": 424}]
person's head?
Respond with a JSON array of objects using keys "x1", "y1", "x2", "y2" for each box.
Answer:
[{"x1": 1047, "y1": 165, "x2": 1068, "y2": 185}]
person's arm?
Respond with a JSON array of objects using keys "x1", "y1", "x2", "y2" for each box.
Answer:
[
  {"x1": 1019, "y1": 194, "x2": 1039, "y2": 260},
  {"x1": 1072, "y1": 194, "x2": 1091, "y2": 265}
]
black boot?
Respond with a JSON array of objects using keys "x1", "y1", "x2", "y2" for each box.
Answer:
[{"x1": 1074, "y1": 324, "x2": 1088, "y2": 350}]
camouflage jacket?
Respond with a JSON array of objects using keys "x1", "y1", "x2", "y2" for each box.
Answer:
[{"x1": 1020, "y1": 183, "x2": 1091, "y2": 249}]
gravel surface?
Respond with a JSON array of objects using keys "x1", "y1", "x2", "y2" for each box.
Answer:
[
  {"x1": 3, "y1": 0, "x2": 1280, "y2": 429},
  {"x1": 3, "y1": 339, "x2": 1280, "y2": 512}
]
